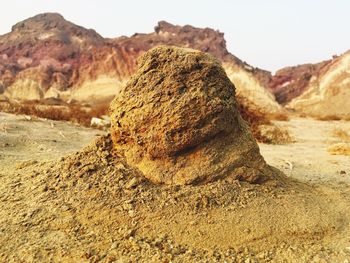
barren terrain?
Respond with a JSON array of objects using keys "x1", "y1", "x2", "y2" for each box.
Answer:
[
  {"x1": 260, "y1": 118, "x2": 350, "y2": 184},
  {"x1": 0, "y1": 112, "x2": 350, "y2": 262},
  {"x1": 0, "y1": 112, "x2": 105, "y2": 168}
]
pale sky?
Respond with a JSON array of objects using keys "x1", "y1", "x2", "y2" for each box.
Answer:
[{"x1": 0, "y1": 0, "x2": 349, "y2": 72}]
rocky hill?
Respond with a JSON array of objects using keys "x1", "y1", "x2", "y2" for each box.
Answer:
[
  {"x1": 268, "y1": 60, "x2": 332, "y2": 104},
  {"x1": 0, "y1": 13, "x2": 281, "y2": 114},
  {"x1": 285, "y1": 51, "x2": 350, "y2": 118},
  {"x1": 0, "y1": 13, "x2": 120, "y2": 102},
  {"x1": 262, "y1": 49, "x2": 350, "y2": 119}
]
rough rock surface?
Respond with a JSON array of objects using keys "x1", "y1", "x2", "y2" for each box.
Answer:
[
  {"x1": 110, "y1": 46, "x2": 275, "y2": 185},
  {"x1": 0, "y1": 13, "x2": 280, "y2": 115},
  {"x1": 112, "y1": 21, "x2": 281, "y2": 114}
]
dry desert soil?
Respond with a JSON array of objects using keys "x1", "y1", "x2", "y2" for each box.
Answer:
[{"x1": 1, "y1": 112, "x2": 350, "y2": 262}]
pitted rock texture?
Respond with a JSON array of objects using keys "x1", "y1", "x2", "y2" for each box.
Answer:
[{"x1": 110, "y1": 46, "x2": 275, "y2": 185}]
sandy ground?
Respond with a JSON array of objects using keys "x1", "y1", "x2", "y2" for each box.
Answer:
[
  {"x1": 260, "y1": 118, "x2": 350, "y2": 184},
  {"x1": 2, "y1": 113, "x2": 348, "y2": 184},
  {"x1": 1, "y1": 112, "x2": 350, "y2": 262},
  {"x1": 0, "y1": 112, "x2": 105, "y2": 168}
]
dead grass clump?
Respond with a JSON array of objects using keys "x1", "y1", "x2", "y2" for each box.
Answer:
[
  {"x1": 236, "y1": 99, "x2": 293, "y2": 144},
  {"x1": 236, "y1": 98, "x2": 270, "y2": 142},
  {"x1": 0, "y1": 101, "x2": 109, "y2": 127},
  {"x1": 316, "y1": 114, "x2": 350, "y2": 121},
  {"x1": 327, "y1": 143, "x2": 350, "y2": 156},
  {"x1": 236, "y1": 98, "x2": 292, "y2": 144},
  {"x1": 256, "y1": 124, "x2": 294, "y2": 145},
  {"x1": 316, "y1": 115, "x2": 342, "y2": 121},
  {"x1": 266, "y1": 112, "x2": 290, "y2": 121},
  {"x1": 88, "y1": 103, "x2": 109, "y2": 119},
  {"x1": 331, "y1": 128, "x2": 350, "y2": 143},
  {"x1": 238, "y1": 108, "x2": 270, "y2": 143}
]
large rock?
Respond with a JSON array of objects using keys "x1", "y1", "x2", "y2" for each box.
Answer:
[{"x1": 110, "y1": 46, "x2": 276, "y2": 185}]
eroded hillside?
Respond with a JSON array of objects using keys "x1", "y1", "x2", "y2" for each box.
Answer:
[{"x1": 0, "y1": 13, "x2": 280, "y2": 114}]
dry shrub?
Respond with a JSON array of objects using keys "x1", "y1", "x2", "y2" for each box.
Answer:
[
  {"x1": 1, "y1": 96, "x2": 290, "y2": 143},
  {"x1": 316, "y1": 115, "x2": 342, "y2": 121},
  {"x1": 236, "y1": 99, "x2": 292, "y2": 144},
  {"x1": 327, "y1": 143, "x2": 350, "y2": 156},
  {"x1": 0, "y1": 101, "x2": 109, "y2": 127},
  {"x1": 266, "y1": 112, "x2": 290, "y2": 121},
  {"x1": 331, "y1": 128, "x2": 350, "y2": 143},
  {"x1": 311, "y1": 113, "x2": 350, "y2": 121},
  {"x1": 256, "y1": 124, "x2": 293, "y2": 145},
  {"x1": 88, "y1": 103, "x2": 109, "y2": 119},
  {"x1": 237, "y1": 101, "x2": 270, "y2": 143}
]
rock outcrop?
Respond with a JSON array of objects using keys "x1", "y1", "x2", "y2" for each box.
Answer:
[
  {"x1": 0, "y1": 13, "x2": 105, "y2": 100},
  {"x1": 113, "y1": 21, "x2": 281, "y2": 114},
  {"x1": 283, "y1": 52, "x2": 350, "y2": 118},
  {"x1": 262, "y1": 50, "x2": 350, "y2": 118},
  {"x1": 110, "y1": 46, "x2": 276, "y2": 185},
  {"x1": 268, "y1": 60, "x2": 332, "y2": 104},
  {"x1": 0, "y1": 13, "x2": 281, "y2": 115}
]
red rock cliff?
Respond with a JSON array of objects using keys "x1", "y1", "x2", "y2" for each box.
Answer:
[{"x1": 0, "y1": 13, "x2": 281, "y2": 114}]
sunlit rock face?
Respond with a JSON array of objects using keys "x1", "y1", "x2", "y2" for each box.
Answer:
[
  {"x1": 267, "y1": 60, "x2": 332, "y2": 105},
  {"x1": 0, "y1": 13, "x2": 281, "y2": 116},
  {"x1": 110, "y1": 46, "x2": 277, "y2": 185},
  {"x1": 285, "y1": 51, "x2": 350, "y2": 119}
]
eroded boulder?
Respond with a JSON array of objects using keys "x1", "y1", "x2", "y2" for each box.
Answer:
[{"x1": 110, "y1": 46, "x2": 275, "y2": 185}]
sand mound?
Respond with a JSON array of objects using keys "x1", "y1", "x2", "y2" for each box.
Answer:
[
  {"x1": 2, "y1": 135, "x2": 350, "y2": 262},
  {"x1": 110, "y1": 46, "x2": 277, "y2": 185}
]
